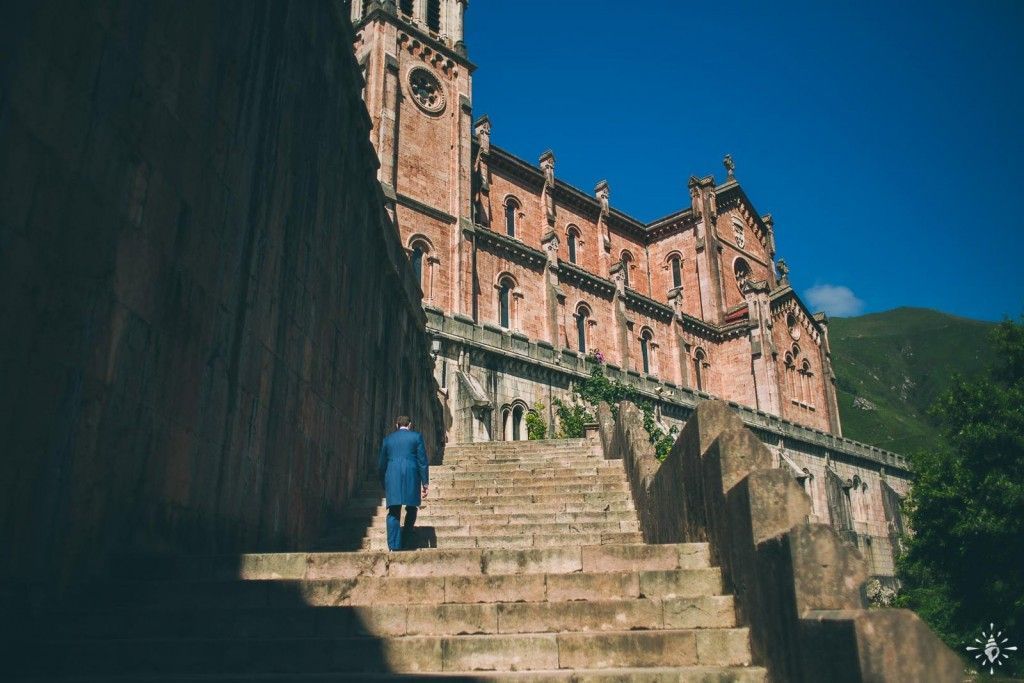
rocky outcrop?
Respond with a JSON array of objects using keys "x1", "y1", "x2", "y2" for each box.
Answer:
[{"x1": 0, "y1": 0, "x2": 442, "y2": 585}]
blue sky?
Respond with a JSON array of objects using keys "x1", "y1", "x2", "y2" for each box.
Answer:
[{"x1": 464, "y1": 1, "x2": 1023, "y2": 321}]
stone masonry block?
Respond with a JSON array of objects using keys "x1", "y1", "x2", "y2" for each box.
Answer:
[{"x1": 788, "y1": 524, "x2": 868, "y2": 615}]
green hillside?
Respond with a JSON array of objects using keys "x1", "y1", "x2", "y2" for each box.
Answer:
[{"x1": 828, "y1": 307, "x2": 996, "y2": 455}]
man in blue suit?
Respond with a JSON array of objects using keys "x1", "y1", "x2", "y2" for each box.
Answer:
[{"x1": 378, "y1": 415, "x2": 430, "y2": 551}]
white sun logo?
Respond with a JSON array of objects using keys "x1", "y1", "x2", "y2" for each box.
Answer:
[{"x1": 966, "y1": 624, "x2": 1018, "y2": 675}]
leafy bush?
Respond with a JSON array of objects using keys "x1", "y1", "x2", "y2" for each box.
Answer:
[
  {"x1": 555, "y1": 366, "x2": 678, "y2": 459},
  {"x1": 526, "y1": 402, "x2": 547, "y2": 440},
  {"x1": 895, "y1": 318, "x2": 1024, "y2": 675},
  {"x1": 553, "y1": 398, "x2": 593, "y2": 439}
]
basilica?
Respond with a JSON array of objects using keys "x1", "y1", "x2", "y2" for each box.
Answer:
[{"x1": 350, "y1": 0, "x2": 909, "y2": 579}]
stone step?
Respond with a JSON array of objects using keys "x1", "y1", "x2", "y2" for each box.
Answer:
[
  {"x1": 35, "y1": 596, "x2": 736, "y2": 640},
  {"x1": 354, "y1": 484, "x2": 631, "y2": 502},
  {"x1": 22, "y1": 628, "x2": 752, "y2": 675},
  {"x1": 89, "y1": 567, "x2": 722, "y2": 610},
  {"x1": 424, "y1": 471, "x2": 626, "y2": 484},
  {"x1": 324, "y1": 511, "x2": 641, "y2": 540},
  {"x1": 113, "y1": 544, "x2": 710, "y2": 582},
  {"x1": 342, "y1": 501, "x2": 638, "y2": 515},
  {"x1": 354, "y1": 520, "x2": 641, "y2": 537},
  {"x1": 361, "y1": 481, "x2": 630, "y2": 497},
  {"x1": 359, "y1": 531, "x2": 645, "y2": 551},
  {"x1": 433, "y1": 465, "x2": 615, "y2": 477}
]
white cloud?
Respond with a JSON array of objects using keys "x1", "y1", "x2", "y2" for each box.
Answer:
[{"x1": 804, "y1": 284, "x2": 865, "y2": 317}]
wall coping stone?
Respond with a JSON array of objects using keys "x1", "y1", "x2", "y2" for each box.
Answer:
[{"x1": 426, "y1": 309, "x2": 911, "y2": 474}]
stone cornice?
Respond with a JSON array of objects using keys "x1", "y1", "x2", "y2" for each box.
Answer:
[
  {"x1": 624, "y1": 290, "x2": 675, "y2": 323},
  {"x1": 394, "y1": 190, "x2": 456, "y2": 224},
  {"x1": 488, "y1": 144, "x2": 648, "y2": 238},
  {"x1": 425, "y1": 309, "x2": 910, "y2": 474},
  {"x1": 468, "y1": 224, "x2": 547, "y2": 269},
  {"x1": 355, "y1": 6, "x2": 477, "y2": 72},
  {"x1": 558, "y1": 262, "x2": 616, "y2": 298}
]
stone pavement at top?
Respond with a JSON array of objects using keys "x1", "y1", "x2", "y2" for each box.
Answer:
[{"x1": 17, "y1": 439, "x2": 765, "y2": 681}]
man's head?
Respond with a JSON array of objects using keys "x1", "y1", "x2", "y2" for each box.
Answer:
[{"x1": 396, "y1": 415, "x2": 412, "y2": 429}]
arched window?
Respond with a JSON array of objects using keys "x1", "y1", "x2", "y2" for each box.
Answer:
[
  {"x1": 670, "y1": 255, "x2": 682, "y2": 290},
  {"x1": 426, "y1": 0, "x2": 441, "y2": 31},
  {"x1": 498, "y1": 277, "x2": 514, "y2": 328},
  {"x1": 734, "y1": 257, "x2": 752, "y2": 292},
  {"x1": 567, "y1": 227, "x2": 580, "y2": 264},
  {"x1": 504, "y1": 198, "x2": 520, "y2": 238},
  {"x1": 512, "y1": 404, "x2": 524, "y2": 441},
  {"x1": 621, "y1": 252, "x2": 633, "y2": 288},
  {"x1": 784, "y1": 352, "x2": 796, "y2": 397},
  {"x1": 411, "y1": 245, "x2": 424, "y2": 289},
  {"x1": 801, "y1": 360, "x2": 812, "y2": 405},
  {"x1": 575, "y1": 304, "x2": 591, "y2": 353},
  {"x1": 640, "y1": 328, "x2": 654, "y2": 374},
  {"x1": 693, "y1": 348, "x2": 707, "y2": 392},
  {"x1": 399, "y1": 0, "x2": 413, "y2": 16}
]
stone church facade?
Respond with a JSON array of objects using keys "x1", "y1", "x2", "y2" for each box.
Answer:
[{"x1": 348, "y1": 0, "x2": 910, "y2": 580}]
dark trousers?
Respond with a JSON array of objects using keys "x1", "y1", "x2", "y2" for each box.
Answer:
[{"x1": 386, "y1": 505, "x2": 418, "y2": 551}]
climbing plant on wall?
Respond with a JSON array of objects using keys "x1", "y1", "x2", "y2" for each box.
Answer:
[
  {"x1": 526, "y1": 402, "x2": 548, "y2": 440},
  {"x1": 554, "y1": 365, "x2": 678, "y2": 461}
]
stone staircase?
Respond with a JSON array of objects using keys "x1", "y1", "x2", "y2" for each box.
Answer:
[{"x1": 16, "y1": 439, "x2": 765, "y2": 681}]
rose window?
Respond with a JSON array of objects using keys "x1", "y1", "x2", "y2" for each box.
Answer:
[{"x1": 409, "y1": 68, "x2": 445, "y2": 114}]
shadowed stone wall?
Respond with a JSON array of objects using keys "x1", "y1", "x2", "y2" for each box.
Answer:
[
  {"x1": 600, "y1": 399, "x2": 963, "y2": 682},
  {"x1": 0, "y1": 0, "x2": 442, "y2": 585}
]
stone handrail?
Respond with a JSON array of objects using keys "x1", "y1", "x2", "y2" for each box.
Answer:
[{"x1": 597, "y1": 399, "x2": 963, "y2": 682}]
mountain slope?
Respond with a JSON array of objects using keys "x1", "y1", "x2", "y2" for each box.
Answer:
[{"x1": 828, "y1": 307, "x2": 996, "y2": 455}]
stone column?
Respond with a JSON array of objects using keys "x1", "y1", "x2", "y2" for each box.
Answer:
[
  {"x1": 414, "y1": 0, "x2": 428, "y2": 26},
  {"x1": 816, "y1": 313, "x2": 844, "y2": 436},
  {"x1": 453, "y1": 0, "x2": 468, "y2": 53}
]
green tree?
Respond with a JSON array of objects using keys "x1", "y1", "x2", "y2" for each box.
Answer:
[
  {"x1": 896, "y1": 318, "x2": 1024, "y2": 675},
  {"x1": 526, "y1": 402, "x2": 548, "y2": 440}
]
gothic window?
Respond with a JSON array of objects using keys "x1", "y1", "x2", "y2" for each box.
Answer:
[
  {"x1": 801, "y1": 360, "x2": 813, "y2": 406},
  {"x1": 504, "y1": 198, "x2": 520, "y2": 238},
  {"x1": 498, "y1": 276, "x2": 515, "y2": 329},
  {"x1": 640, "y1": 328, "x2": 654, "y2": 375},
  {"x1": 399, "y1": 0, "x2": 413, "y2": 16},
  {"x1": 733, "y1": 217, "x2": 746, "y2": 249},
  {"x1": 670, "y1": 255, "x2": 682, "y2": 290},
  {"x1": 693, "y1": 348, "x2": 707, "y2": 392},
  {"x1": 734, "y1": 257, "x2": 752, "y2": 293},
  {"x1": 567, "y1": 226, "x2": 580, "y2": 264},
  {"x1": 621, "y1": 251, "x2": 633, "y2": 288},
  {"x1": 784, "y1": 352, "x2": 796, "y2": 397},
  {"x1": 576, "y1": 303, "x2": 592, "y2": 354},
  {"x1": 427, "y1": 0, "x2": 441, "y2": 32}
]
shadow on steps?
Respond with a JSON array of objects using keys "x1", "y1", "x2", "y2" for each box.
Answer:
[{"x1": 7, "y1": 552, "x2": 483, "y2": 681}]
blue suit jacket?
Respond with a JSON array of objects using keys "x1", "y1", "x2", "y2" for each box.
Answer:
[{"x1": 378, "y1": 428, "x2": 429, "y2": 507}]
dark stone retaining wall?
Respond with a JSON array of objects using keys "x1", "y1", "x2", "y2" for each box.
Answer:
[
  {"x1": 598, "y1": 399, "x2": 964, "y2": 682},
  {"x1": 0, "y1": 0, "x2": 443, "y2": 585}
]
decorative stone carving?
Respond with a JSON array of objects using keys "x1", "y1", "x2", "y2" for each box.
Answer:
[
  {"x1": 540, "y1": 150, "x2": 556, "y2": 227},
  {"x1": 776, "y1": 259, "x2": 790, "y2": 286},
  {"x1": 408, "y1": 67, "x2": 445, "y2": 114},
  {"x1": 723, "y1": 153, "x2": 735, "y2": 179},
  {"x1": 473, "y1": 116, "x2": 491, "y2": 227},
  {"x1": 595, "y1": 180, "x2": 611, "y2": 252}
]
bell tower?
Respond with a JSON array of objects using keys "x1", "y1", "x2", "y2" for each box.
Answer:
[{"x1": 350, "y1": 0, "x2": 474, "y2": 316}]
